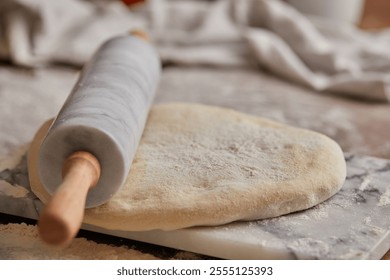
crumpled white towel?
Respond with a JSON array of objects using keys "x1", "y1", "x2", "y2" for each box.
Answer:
[
  {"x1": 1, "y1": 0, "x2": 390, "y2": 102},
  {"x1": 0, "y1": 0, "x2": 145, "y2": 65}
]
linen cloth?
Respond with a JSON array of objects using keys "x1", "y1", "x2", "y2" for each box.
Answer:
[{"x1": 1, "y1": 0, "x2": 390, "y2": 101}]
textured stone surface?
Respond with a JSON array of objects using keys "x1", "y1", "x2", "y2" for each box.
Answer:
[
  {"x1": 1, "y1": 150, "x2": 390, "y2": 259},
  {"x1": 0, "y1": 64, "x2": 389, "y2": 259}
]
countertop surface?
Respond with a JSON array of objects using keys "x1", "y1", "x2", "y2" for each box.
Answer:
[
  {"x1": 0, "y1": 64, "x2": 389, "y2": 259},
  {"x1": 1, "y1": 151, "x2": 390, "y2": 259}
]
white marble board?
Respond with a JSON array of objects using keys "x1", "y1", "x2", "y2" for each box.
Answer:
[{"x1": 0, "y1": 151, "x2": 389, "y2": 259}]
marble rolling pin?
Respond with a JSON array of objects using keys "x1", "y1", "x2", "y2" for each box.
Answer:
[{"x1": 37, "y1": 32, "x2": 161, "y2": 246}]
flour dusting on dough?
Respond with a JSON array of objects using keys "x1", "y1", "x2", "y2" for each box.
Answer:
[{"x1": 29, "y1": 103, "x2": 346, "y2": 231}]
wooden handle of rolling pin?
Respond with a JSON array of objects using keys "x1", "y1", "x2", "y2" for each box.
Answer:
[{"x1": 38, "y1": 151, "x2": 101, "y2": 246}]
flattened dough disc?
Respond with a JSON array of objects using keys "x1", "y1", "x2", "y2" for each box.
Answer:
[{"x1": 28, "y1": 103, "x2": 346, "y2": 231}]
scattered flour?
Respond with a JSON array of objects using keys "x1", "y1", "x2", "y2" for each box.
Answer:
[
  {"x1": 360, "y1": 217, "x2": 385, "y2": 236},
  {"x1": 338, "y1": 249, "x2": 368, "y2": 260},
  {"x1": 309, "y1": 203, "x2": 329, "y2": 220},
  {"x1": 0, "y1": 223, "x2": 159, "y2": 260},
  {"x1": 287, "y1": 238, "x2": 329, "y2": 259},
  {"x1": 363, "y1": 217, "x2": 372, "y2": 225},
  {"x1": 367, "y1": 225, "x2": 385, "y2": 236},
  {"x1": 358, "y1": 175, "x2": 372, "y2": 191},
  {"x1": 378, "y1": 190, "x2": 390, "y2": 207}
]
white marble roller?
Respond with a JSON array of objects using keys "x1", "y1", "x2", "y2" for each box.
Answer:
[{"x1": 38, "y1": 35, "x2": 161, "y2": 208}]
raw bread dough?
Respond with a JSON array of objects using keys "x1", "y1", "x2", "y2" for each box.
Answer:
[{"x1": 28, "y1": 103, "x2": 346, "y2": 231}]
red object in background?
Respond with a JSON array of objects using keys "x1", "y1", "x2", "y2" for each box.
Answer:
[{"x1": 122, "y1": 0, "x2": 146, "y2": 6}]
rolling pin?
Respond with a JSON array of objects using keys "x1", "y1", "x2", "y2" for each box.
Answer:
[{"x1": 37, "y1": 31, "x2": 161, "y2": 246}]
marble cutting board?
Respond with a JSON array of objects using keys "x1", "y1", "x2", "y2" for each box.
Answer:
[{"x1": 0, "y1": 149, "x2": 389, "y2": 260}]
